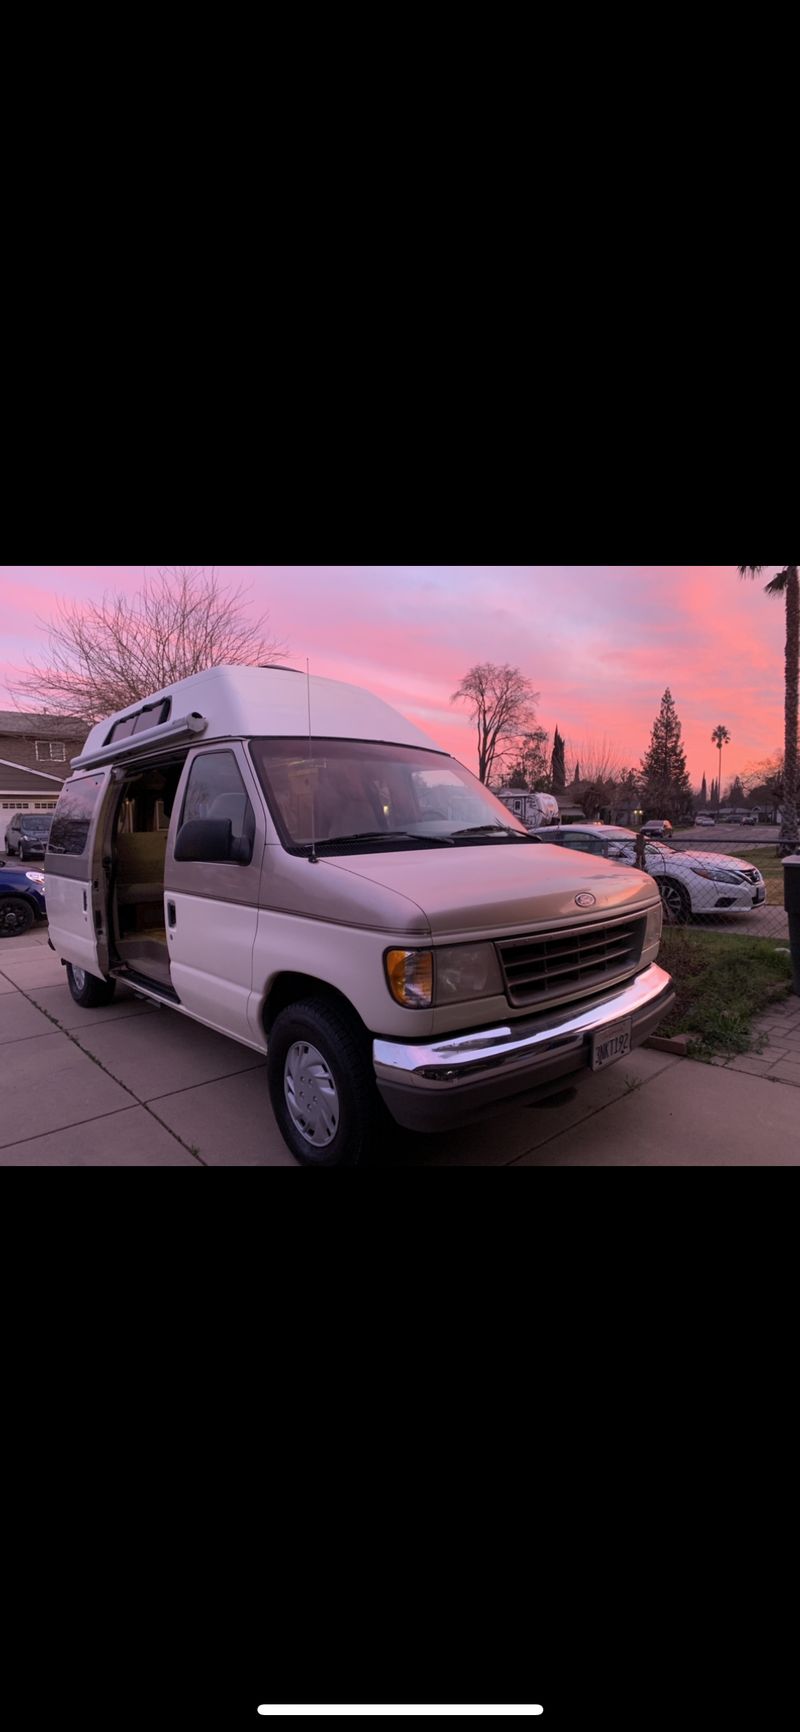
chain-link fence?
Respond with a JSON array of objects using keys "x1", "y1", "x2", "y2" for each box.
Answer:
[
  {"x1": 530, "y1": 823, "x2": 792, "y2": 943},
  {"x1": 599, "y1": 827, "x2": 790, "y2": 940},
  {"x1": 631, "y1": 836, "x2": 788, "y2": 938}
]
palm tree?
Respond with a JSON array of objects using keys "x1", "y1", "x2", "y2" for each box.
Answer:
[
  {"x1": 711, "y1": 725, "x2": 730, "y2": 812},
  {"x1": 737, "y1": 565, "x2": 799, "y2": 856}
]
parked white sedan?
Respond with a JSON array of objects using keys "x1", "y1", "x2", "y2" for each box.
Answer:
[{"x1": 535, "y1": 825, "x2": 766, "y2": 922}]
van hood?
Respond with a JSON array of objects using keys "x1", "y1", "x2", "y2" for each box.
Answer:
[{"x1": 326, "y1": 842, "x2": 656, "y2": 939}]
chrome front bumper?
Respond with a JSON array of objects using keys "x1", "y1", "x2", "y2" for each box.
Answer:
[{"x1": 373, "y1": 963, "x2": 675, "y2": 1133}]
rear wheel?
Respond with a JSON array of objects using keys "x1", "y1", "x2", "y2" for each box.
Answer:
[
  {"x1": 0, "y1": 897, "x2": 35, "y2": 937},
  {"x1": 659, "y1": 878, "x2": 691, "y2": 924},
  {"x1": 267, "y1": 997, "x2": 385, "y2": 1166},
  {"x1": 66, "y1": 963, "x2": 117, "y2": 1007}
]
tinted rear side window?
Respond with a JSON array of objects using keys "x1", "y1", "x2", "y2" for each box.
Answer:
[{"x1": 48, "y1": 776, "x2": 106, "y2": 856}]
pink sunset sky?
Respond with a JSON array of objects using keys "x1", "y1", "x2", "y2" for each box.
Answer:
[{"x1": 0, "y1": 565, "x2": 788, "y2": 789}]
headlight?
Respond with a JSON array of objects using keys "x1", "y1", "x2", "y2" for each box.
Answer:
[
  {"x1": 690, "y1": 866, "x2": 743, "y2": 884},
  {"x1": 385, "y1": 943, "x2": 503, "y2": 1008},
  {"x1": 644, "y1": 902, "x2": 663, "y2": 948},
  {"x1": 25, "y1": 872, "x2": 45, "y2": 884},
  {"x1": 435, "y1": 943, "x2": 503, "y2": 1004}
]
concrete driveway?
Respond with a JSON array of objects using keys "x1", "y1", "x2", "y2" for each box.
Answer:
[{"x1": 3, "y1": 928, "x2": 800, "y2": 1166}]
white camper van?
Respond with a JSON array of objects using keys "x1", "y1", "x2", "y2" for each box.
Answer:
[{"x1": 45, "y1": 667, "x2": 674, "y2": 1165}]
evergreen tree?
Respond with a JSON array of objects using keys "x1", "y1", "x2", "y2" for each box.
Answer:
[
  {"x1": 550, "y1": 726, "x2": 566, "y2": 792},
  {"x1": 700, "y1": 773, "x2": 707, "y2": 806},
  {"x1": 639, "y1": 689, "x2": 693, "y2": 820},
  {"x1": 729, "y1": 776, "x2": 746, "y2": 808}
]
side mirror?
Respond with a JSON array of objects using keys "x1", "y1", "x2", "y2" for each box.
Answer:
[{"x1": 174, "y1": 818, "x2": 252, "y2": 864}]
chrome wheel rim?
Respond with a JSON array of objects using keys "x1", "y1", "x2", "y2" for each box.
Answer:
[
  {"x1": 660, "y1": 882, "x2": 687, "y2": 923},
  {"x1": 284, "y1": 1040, "x2": 340, "y2": 1148},
  {"x1": 71, "y1": 966, "x2": 87, "y2": 993}
]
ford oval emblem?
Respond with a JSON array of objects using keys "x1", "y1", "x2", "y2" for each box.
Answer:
[{"x1": 575, "y1": 892, "x2": 596, "y2": 908}]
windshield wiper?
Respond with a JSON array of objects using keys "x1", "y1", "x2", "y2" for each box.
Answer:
[
  {"x1": 449, "y1": 824, "x2": 534, "y2": 841},
  {"x1": 316, "y1": 830, "x2": 454, "y2": 849}
]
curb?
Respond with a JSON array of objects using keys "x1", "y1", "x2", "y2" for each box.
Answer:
[{"x1": 644, "y1": 1034, "x2": 692, "y2": 1055}]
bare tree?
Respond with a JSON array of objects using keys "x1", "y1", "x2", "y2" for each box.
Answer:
[
  {"x1": 743, "y1": 752, "x2": 785, "y2": 794},
  {"x1": 8, "y1": 566, "x2": 288, "y2": 725},
  {"x1": 743, "y1": 753, "x2": 785, "y2": 818},
  {"x1": 565, "y1": 734, "x2": 625, "y2": 785},
  {"x1": 450, "y1": 663, "x2": 540, "y2": 785}
]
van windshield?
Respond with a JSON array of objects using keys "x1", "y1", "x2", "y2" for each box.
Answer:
[{"x1": 249, "y1": 738, "x2": 531, "y2": 854}]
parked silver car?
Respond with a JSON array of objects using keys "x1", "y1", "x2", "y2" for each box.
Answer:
[
  {"x1": 4, "y1": 812, "x2": 54, "y2": 859},
  {"x1": 534, "y1": 825, "x2": 766, "y2": 922}
]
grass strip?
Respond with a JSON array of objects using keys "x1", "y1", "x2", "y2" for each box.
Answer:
[{"x1": 658, "y1": 928, "x2": 793, "y2": 1058}]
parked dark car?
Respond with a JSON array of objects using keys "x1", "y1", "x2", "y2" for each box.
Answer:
[
  {"x1": 0, "y1": 863, "x2": 47, "y2": 936},
  {"x1": 4, "y1": 811, "x2": 54, "y2": 859}
]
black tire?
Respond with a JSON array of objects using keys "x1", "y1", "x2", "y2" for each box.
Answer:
[
  {"x1": 267, "y1": 997, "x2": 384, "y2": 1167},
  {"x1": 65, "y1": 962, "x2": 117, "y2": 1007},
  {"x1": 0, "y1": 896, "x2": 35, "y2": 937},
  {"x1": 659, "y1": 878, "x2": 691, "y2": 925}
]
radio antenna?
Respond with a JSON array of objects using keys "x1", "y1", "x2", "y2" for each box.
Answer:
[{"x1": 307, "y1": 658, "x2": 318, "y2": 864}]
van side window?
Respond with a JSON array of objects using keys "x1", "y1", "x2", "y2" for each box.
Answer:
[
  {"x1": 181, "y1": 752, "x2": 255, "y2": 858},
  {"x1": 48, "y1": 775, "x2": 106, "y2": 856}
]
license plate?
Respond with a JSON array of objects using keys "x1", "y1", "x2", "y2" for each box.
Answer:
[
  {"x1": 591, "y1": 1016, "x2": 632, "y2": 1071},
  {"x1": 754, "y1": 887, "x2": 766, "y2": 905}
]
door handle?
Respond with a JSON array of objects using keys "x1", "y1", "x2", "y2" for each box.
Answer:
[{"x1": 167, "y1": 901, "x2": 177, "y2": 928}]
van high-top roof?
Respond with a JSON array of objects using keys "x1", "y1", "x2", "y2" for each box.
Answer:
[{"x1": 72, "y1": 665, "x2": 440, "y2": 771}]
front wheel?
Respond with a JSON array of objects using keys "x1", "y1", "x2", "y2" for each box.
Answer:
[
  {"x1": 0, "y1": 896, "x2": 35, "y2": 937},
  {"x1": 267, "y1": 998, "x2": 384, "y2": 1166},
  {"x1": 659, "y1": 878, "x2": 691, "y2": 924},
  {"x1": 66, "y1": 963, "x2": 117, "y2": 1007}
]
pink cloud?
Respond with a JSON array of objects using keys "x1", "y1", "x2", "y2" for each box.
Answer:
[{"x1": 0, "y1": 565, "x2": 791, "y2": 786}]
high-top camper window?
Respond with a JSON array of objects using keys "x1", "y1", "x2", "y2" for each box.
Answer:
[{"x1": 104, "y1": 699, "x2": 172, "y2": 745}]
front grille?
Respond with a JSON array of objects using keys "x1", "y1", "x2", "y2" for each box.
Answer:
[{"x1": 498, "y1": 915, "x2": 647, "y2": 1008}]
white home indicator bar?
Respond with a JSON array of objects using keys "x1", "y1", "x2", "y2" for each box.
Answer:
[{"x1": 257, "y1": 1710, "x2": 544, "y2": 1718}]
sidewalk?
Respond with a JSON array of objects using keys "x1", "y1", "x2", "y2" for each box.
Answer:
[{"x1": 2, "y1": 930, "x2": 799, "y2": 1166}]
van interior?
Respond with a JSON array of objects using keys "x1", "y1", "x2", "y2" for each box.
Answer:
[{"x1": 108, "y1": 760, "x2": 185, "y2": 990}]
